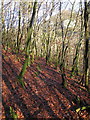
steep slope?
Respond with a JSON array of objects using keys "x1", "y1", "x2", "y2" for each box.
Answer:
[{"x1": 2, "y1": 50, "x2": 90, "y2": 119}]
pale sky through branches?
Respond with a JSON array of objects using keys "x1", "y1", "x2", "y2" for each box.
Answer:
[
  {"x1": 3, "y1": 0, "x2": 89, "y2": 2},
  {"x1": 3, "y1": 0, "x2": 90, "y2": 3},
  {"x1": 1, "y1": 0, "x2": 89, "y2": 26}
]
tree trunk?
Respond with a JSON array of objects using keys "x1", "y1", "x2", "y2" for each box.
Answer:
[
  {"x1": 84, "y1": 0, "x2": 89, "y2": 90},
  {"x1": 18, "y1": 1, "x2": 37, "y2": 88},
  {"x1": 16, "y1": 4, "x2": 21, "y2": 53}
]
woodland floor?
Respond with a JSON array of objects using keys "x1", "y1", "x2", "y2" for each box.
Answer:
[{"x1": 2, "y1": 50, "x2": 90, "y2": 120}]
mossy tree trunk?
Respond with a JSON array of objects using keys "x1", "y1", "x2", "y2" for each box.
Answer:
[
  {"x1": 59, "y1": 1, "x2": 75, "y2": 87},
  {"x1": 2, "y1": 0, "x2": 6, "y2": 49},
  {"x1": 18, "y1": 1, "x2": 37, "y2": 87},
  {"x1": 46, "y1": 2, "x2": 54, "y2": 64},
  {"x1": 84, "y1": 0, "x2": 89, "y2": 90},
  {"x1": 59, "y1": 2, "x2": 67, "y2": 87},
  {"x1": 71, "y1": 1, "x2": 83, "y2": 77}
]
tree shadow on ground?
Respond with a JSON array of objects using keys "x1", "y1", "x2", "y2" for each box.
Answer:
[
  {"x1": 2, "y1": 55, "x2": 90, "y2": 119},
  {"x1": 2, "y1": 58, "x2": 59, "y2": 119},
  {"x1": 2, "y1": 74, "x2": 34, "y2": 119}
]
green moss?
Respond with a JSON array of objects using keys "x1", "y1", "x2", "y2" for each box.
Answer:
[{"x1": 10, "y1": 106, "x2": 18, "y2": 119}]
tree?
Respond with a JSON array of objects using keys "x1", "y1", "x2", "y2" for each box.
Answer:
[
  {"x1": 59, "y1": 1, "x2": 76, "y2": 87},
  {"x1": 16, "y1": 2, "x2": 21, "y2": 53},
  {"x1": 83, "y1": 0, "x2": 90, "y2": 90},
  {"x1": 71, "y1": 0, "x2": 83, "y2": 77},
  {"x1": 18, "y1": 1, "x2": 37, "y2": 88}
]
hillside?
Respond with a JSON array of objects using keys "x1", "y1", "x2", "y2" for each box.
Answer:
[
  {"x1": 1, "y1": 1, "x2": 90, "y2": 119},
  {"x1": 2, "y1": 50, "x2": 90, "y2": 119}
]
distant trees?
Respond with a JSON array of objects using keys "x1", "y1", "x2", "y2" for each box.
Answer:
[{"x1": 2, "y1": 0, "x2": 90, "y2": 89}]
